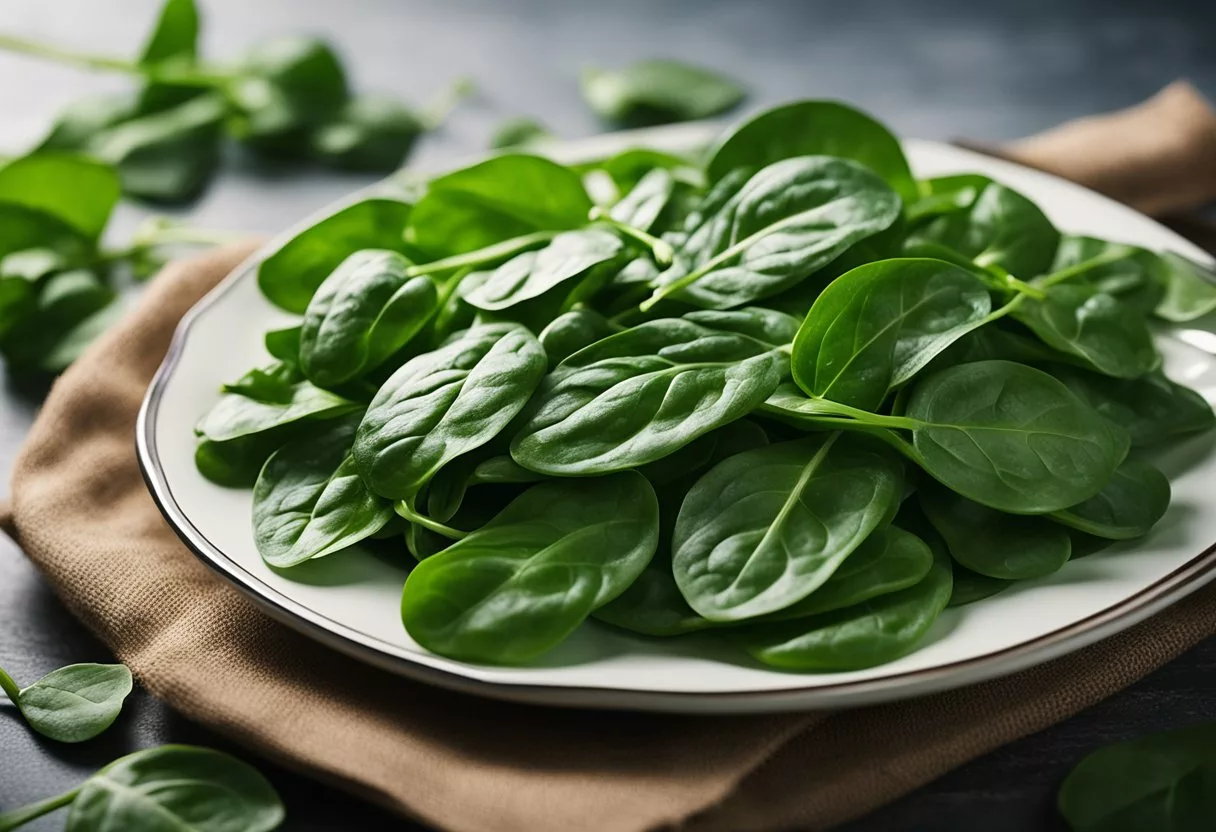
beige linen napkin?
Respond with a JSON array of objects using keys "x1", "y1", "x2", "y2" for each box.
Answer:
[{"x1": 7, "y1": 82, "x2": 1216, "y2": 832}]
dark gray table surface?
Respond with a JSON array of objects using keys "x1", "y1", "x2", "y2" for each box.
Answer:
[{"x1": 3, "y1": 1, "x2": 1216, "y2": 829}]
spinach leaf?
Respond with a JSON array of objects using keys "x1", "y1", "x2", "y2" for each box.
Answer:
[
  {"x1": 299, "y1": 249, "x2": 438, "y2": 387},
  {"x1": 593, "y1": 551, "x2": 711, "y2": 637},
  {"x1": 762, "y1": 525, "x2": 934, "y2": 620},
  {"x1": 253, "y1": 416, "x2": 393, "y2": 568},
  {"x1": 400, "y1": 472, "x2": 659, "y2": 663},
  {"x1": 0, "y1": 269, "x2": 115, "y2": 371},
  {"x1": 907, "y1": 175, "x2": 1060, "y2": 278},
  {"x1": 706, "y1": 100, "x2": 916, "y2": 203},
  {"x1": 1155, "y1": 251, "x2": 1216, "y2": 322},
  {"x1": 40, "y1": 93, "x2": 139, "y2": 154},
  {"x1": 264, "y1": 325, "x2": 302, "y2": 365},
  {"x1": 949, "y1": 565, "x2": 1012, "y2": 607},
  {"x1": 672, "y1": 434, "x2": 903, "y2": 621},
  {"x1": 489, "y1": 117, "x2": 550, "y2": 149},
  {"x1": 538, "y1": 305, "x2": 619, "y2": 366},
  {"x1": 309, "y1": 94, "x2": 423, "y2": 171},
  {"x1": 196, "y1": 381, "x2": 358, "y2": 443},
  {"x1": 589, "y1": 147, "x2": 699, "y2": 193},
  {"x1": 462, "y1": 229, "x2": 623, "y2": 311},
  {"x1": 354, "y1": 323, "x2": 547, "y2": 499},
  {"x1": 1050, "y1": 235, "x2": 1165, "y2": 314},
  {"x1": 1013, "y1": 285, "x2": 1160, "y2": 379},
  {"x1": 221, "y1": 362, "x2": 299, "y2": 404},
  {"x1": 1048, "y1": 364, "x2": 1215, "y2": 447},
  {"x1": 647, "y1": 156, "x2": 901, "y2": 310},
  {"x1": 580, "y1": 59, "x2": 745, "y2": 126},
  {"x1": 791, "y1": 257, "x2": 996, "y2": 410},
  {"x1": 510, "y1": 309, "x2": 796, "y2": 475},
  {"x1": 406, "y1": 154, "x2": 590, "y2": 257},
  {"x1": 424, "y1": 452, "x2": 544, "y2": 524},
  {"x1": 195, "y1": 434, "x2": 286, "y2": 488},
  {"x1": 609, "y1": 167, "x2": 675, "y2": 233},
  {"x1": 920, "y1": 484, "x2": 1071, "y2": 579},
  {"x1": 0, "y1": 662, "x2": 133, "y2": 743},
  {"x1": 258, "y1": 198, "x2": 413, "y2": 313},
  {"x1": 736, "y1": 544, "x2": 952, "y2": 671},
  {"x1": 0, "y1": 153, "x2": 120, "y2": 241},
  {"x1": 905, "y1": 360, "x2": 1128, "y2": 514},
  {"x1": 229, "y1": 36, "x2": 348, "y2": 150},
  {"x1": 136, "y1": 0, "x2": 203, "y2": 112},
  {"x1": 1051, "y1": 458, "x2": 1170, "y2": 540},
  {"x1": 1058, "y1": 722, "x2": 1216, "y2": 832}
]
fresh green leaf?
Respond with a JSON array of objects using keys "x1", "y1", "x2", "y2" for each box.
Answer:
[
  {"x1": 310, "y1": 95, "x2": 423, "y2": 172},
  {"x1": 538, "y1": 305, "x2": 619, "y2": 366},
  {"x1": 39, "y1": 92, "x2": 138, "y2": 153},
  {"x1": 706, "y1": 100, "x2": 916, "y2": 202},
  {"x1": 229, "y1": 36, "x2": 349, "y2": 149},
  {"x1": 1050, "y1": 235, "x2": 1166, "y2": 314},
  {"x1": 489, "y1": 117, "x2": 550, "y2": 149},
  {"x1": 948, "y1": 564, "x2": 1012, "y2": 607},
  {"x1": 299, "y1": 249, "x2": 438, "y2": 387},
  {"x1": 0, "y1": 663, "x2": 132, "y2": 743},
  {"x1": 649, "y1": 156, "x2": 901, "y2": 309},
  {"x1": 0, "y1": 153, "x2": 120, "y2": 241},
  {"x1": 400, "y1": 472, "x2": 659, "y2": 663},
  {"x1": 580, "y1": 59, "x2": 745, "y2": 126},
  {"x1": 920, "y1": 483, "x2": 1071, "y2": 579},
  {"x1": 463, "y1": 229, "x2": 622, "y2": 311},
  {"x1": 136, "y1": 0, "x2": 204, "y2": 112},
  {"x1": 1, "y1": 270, "x2": 115, "y2": 370},
  {"x1": 1051, "y1": 458, "x2": 1170, "y2": 540},
  {"x1": 221, "y1": 362, "x2": 300, "y2": 404},
  {"x1": 196, "y1": 380, "x2": 358, "y2": 443},
  {"x1": 1155, "y1": 251, "x2": 1216, "y2": 322},
  {"x1": 258, "y1": 197, "x2": 413, "y2": 313},
  {"x1": 264, "y1": 326, "x2": 302, "y2": 365},
  {"x1": 673, "y1": 434, "x2": 903, "y2": 621},
  {"x1": 510, "y1": 309, "x2": 797, "y2": 475},
  {"x1": 609, "y1": 167, "x2": 676, "y2": 233},
  {"x1": 791, "y1": 257, "x2": 996, "y2": 411},
  {"x1": 354, "y1": 323, "x2": 547, "y2": 499}
]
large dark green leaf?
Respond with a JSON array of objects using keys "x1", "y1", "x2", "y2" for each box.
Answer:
[
  {"x1": 400, "y1": 472, "x2": 659, "y2": 663},
  {"x1": 673, "y1": 434, "x2": 903, "y2": 621},
  {"x1": 229, "y1": 36, "x2": 349, "y2": 149},
  {"x1": 905, "y1": 361, "x2": 1128, "y2": 514},
  {"x1": 1051, "y1": 458, "x2": 1170, "y2": 540},
  {"x1": 510, "y1": 309, "x2": 797, "y2": 475},
  {"x1": 706, "y1": 100, "x2": 916, "y2": 203},
  {"x1": 299, "y1": 249, "x2": 438, "y2": 387},
  {"x1": 354, "y1": 323, "x2": 547, "y2": 499},
  {"x1": 309, "y1": 94, "x2": 424, "y2": 172},
  {"x1": 791, "y1": 258, "x2": 995, "y2": 410},
  {"x1": 651, "y1": 156, "x2": 901, "y2": 309},
  {"x1": 258, "y1": 198, "x2": 413, "y2": 313}
]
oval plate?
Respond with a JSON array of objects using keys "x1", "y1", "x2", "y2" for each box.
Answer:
[{"x1": 138, "y1": 124, "x2": 1216, "y2": 714}]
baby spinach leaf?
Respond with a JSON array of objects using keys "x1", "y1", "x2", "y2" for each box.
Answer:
[
  {"x1": 920, "y1": 484, "x2": 1071, "y2": 580},
  {"x1": 67, "y1": 745, "x2": 285, "y2": 832},
  {"x1": 673, "y1": 434, "x2": 903, "y2": 621},
  {"x1": 791, "y1": 258, "x2": 996, "y2": 411},
  {"x1": 637, "y1": 418, "x2": 769, "y2": 488},
  {"x1": 949, "y1": 564, "x2": 1012, "y2": 607},
  {"x1": 0, "y1": 662, "x2": 133, "y2": 743},
  {"x1": 762, "y1": 525, "x2": 935, "y2": 620},
  {"x1": 489, "y1": 116, "x2": 550, "y2": 150},
  {"x1": 1050, "y1": 235, "x2": 1166, "y2": 314},
  {"x1": 1058, "y1": 722, "x2": 1216, "y2": 832},
  {"x1": 905, "y1": 360, "x2": 1128, "y2": 514},
  {"x1": 136, "y1": 0, "x2": 203, "y2": 112},
  {"x1": 0, "y1": 269, "x2": 115, "y2": 371},
  {"x1": 424, "y1": 451, "x2": 544, "y2": 524},
  {"x1": 264, "y1": 325, "x2": 302, "y2": 365},
  {"x1": 400, "y1": 472, "x2": 659, "y2": 663},
  {"x1": 39, "y1": 93, "x2": 138, "y2": 153},
  {"x1": 195, "y1": 434, "x2": 286, "y2": 488},
  {"x1": 0, "y1": 153, "x2": 121, "y2": 241},
  {"x1": 609, "y1": 167, "x2": 675, "y2": 233},
  {"x1": 299, "y1": 249, "x2": 438, "y2": 387},
  {"x1": 1051, "y1": 458, "x2": 1170, "y2": 540},
  {"x1": 706, "y1": 100, "x2": 916, "y2": 203},
  {"x1": 196, "y1": 381, "x2": 358, "y2": 443},
  {"x1": 1013, "y1": 285, "x2": 1159, "y2": 379},
  {"x1": 538, "y1": 305, "x2": 619, "y2": 366},
  {"x1": 87, "y1": 93, "x2": 226, "y2": 203},
  {"x1": 406, "y1": 154, "x2": 590, "y2": 257},
  {"x1": 462, "y1": 229, "x2": 623, "y2": 311},
  {"x1": 593, "y1": 551, "x2": 711, "y2": 637},
  {"x1": 649, "y1": 156, "x2": 901, "y2": 309},
  {"x1": 253, "y1": 417, "x2": 392, "y2": 568},
  {"x1": 1048, "y1": 364, "x2": 1215, "y2": 447},
  {"x1": 221, "y1": 362, "x2": 299, "y2": 404},
  {"x1": 591, "y1": 147, "x2": 699, "y2": 193},
  {"x1": 907, "y1": 175, "x2": 1059, "y2": 278},
  {"x1": 736, "y1": 544, "x2": 952, "y2": 671},
  {"x1": 1155, "y1": 251, "x2": 1216, "y2": 322},
  {"x1": 354, "y1": 323, "x2": 547, "y2": 499},
  {"x1": 510, "y1": 310, "x2": 795, "y2": 475},
  {"x1": 258, "y1": 197, "x2": 413, "y2": 313},
  {"x1": 580, "y1": 59, "x2": 745, "y2": 126},
  {"x1": 309, "y1": 94, "x2": 423, "y2": 171},
  {"x1": 229, "y1": 36, "x2": 349, "y2": 150}
]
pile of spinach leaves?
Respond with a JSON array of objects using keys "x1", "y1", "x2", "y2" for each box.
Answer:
[{"x1": 194, "y1": 98, "x2": 1216, "y2": 669}]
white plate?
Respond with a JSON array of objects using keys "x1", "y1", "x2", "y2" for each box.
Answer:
[{"x1": 138, "y1": 124, "x2": 1216, "y2": 714}]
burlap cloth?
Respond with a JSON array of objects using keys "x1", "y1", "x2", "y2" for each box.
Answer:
[{"x1": 6, "y1": 82, "x2": 1216, "y2": 832}]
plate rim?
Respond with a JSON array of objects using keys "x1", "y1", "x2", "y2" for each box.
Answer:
[{"x1": 136, "y1": 126, "x2": 1216, "y2": 714}]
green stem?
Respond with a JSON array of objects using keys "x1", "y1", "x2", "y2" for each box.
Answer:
[
  {"x1": 1002, "y1": 275, "x2": 1046, "y2": 300},
  {"x1": 0, "y1": 787, "x2": 80, "y2": 832},
  {"x1": 395, "y1": 501, "x2": 468, "y2": 541},
  {"x1": 0, "y1": 33, "x2": 228, "y2": 87},
  {"x1": 0, "y1": 665, "x2": 20, "y2": 703},
  {"x1": 405, "y1": 230, "x2": 557, "y2": 279},
  {"x1": 589, "y1": 207, "x2": 674, "y2": 268},
  {"x1": 800, "y1": 398, "x2": 921, "y2": 431},
  {"x1": 1036, "y1": 246, "x2": 1135, "y2": 289},
  {"x1": 417, "y1": 77, "x2": 476, "y2": 131}
]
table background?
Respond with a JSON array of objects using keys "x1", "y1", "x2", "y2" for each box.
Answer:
[{"x1": 2, "y1": 0, "x2": 1216, "y2": 829}]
